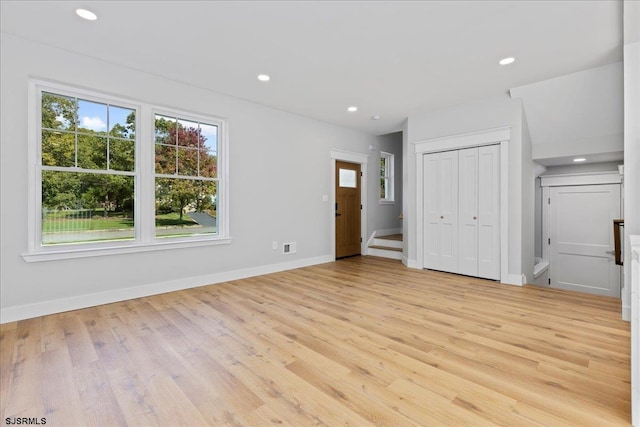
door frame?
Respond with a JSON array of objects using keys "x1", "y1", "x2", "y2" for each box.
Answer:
[
  {"x1": 540, "y1": 171, "x2": 623, "y2": 294},
  {"x1": 414, "y1": 126, "x2": 512, "y2": 284},
  {"x1": 330, "y1": 150, "x2": 368, "y2": 260}
]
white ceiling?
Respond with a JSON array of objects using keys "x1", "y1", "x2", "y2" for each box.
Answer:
[{"x1": 0, "y1": 0, "x2": 623, "y2": 136}]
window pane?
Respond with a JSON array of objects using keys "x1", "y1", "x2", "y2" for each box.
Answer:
[
  {"x1": 78, "y1": 134, "x2": 107, "y2": 169},
  {"x1": 199, "y1": 123, "x2": 217, "y2": 177},
  {"x1": 177, "y1": 119, "x2": 199, "y2": 147},
  {"x1": 380, "y1": 177, "x2": 386, "y2": 199},
  {"x1": 177, "y1": 147, "x2": 198, "y2": 176},
  {"x1": 110, "y1": 138, "x2": 135, "y2": 171},
  {"x1": 109, "y1": 106, "x2": 135, "y2": 140},
  {"x1": 42, "y1": 130, "x2": 75, "y2": 167},
  {"x1": 155, "y1": 178, "x2": 217, "y2": 238},
  {"x1": 77, "y1": 99, "x2": 108, "y2": 135},
  {"x1": 42, "y1": 92, "x2": 76, "y2": 131},
  {"x1": 41, "y1": 170, "x2": 134, "y2": 245},
  {"x1": 155, "y1": 115, "x2": 175, "y2": 145},
  {"x1": 199, "y1": 149, "x2": 217, "y2": 178},
  {"x1": 155, "y1": 144, "x2": 176, "y2": 174},
  {"x1": 200, "y1": 124, "x2": 217, "y2": 155},
  {"x1": 339, "y1": 169, "x2": 357, "y2": 188}
]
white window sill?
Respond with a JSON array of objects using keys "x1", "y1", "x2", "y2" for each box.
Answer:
[
  {"x1": 22, "y1": 237, "x2": 232, "y2": 262},
  {"x1": 379, "y1": 200, "x2": 396, "y2": 205}
]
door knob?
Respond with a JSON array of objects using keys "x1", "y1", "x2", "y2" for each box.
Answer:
[
  {"x1": 605, "y1": 250, "x2": 615, "y2": 255},
  {"x1": 440, "y1": 215, "x2": 444, "y2": 219},
  {"x1": 473, "y1": 216, "x2": 477, "y2": 220},
  {"x1": 335, "y1": 213, "x2": 342, "y2": 217}
]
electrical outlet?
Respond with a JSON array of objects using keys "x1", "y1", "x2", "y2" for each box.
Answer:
[{"x1": 272, "y1": 241, "x2": 278, "y2": 250}]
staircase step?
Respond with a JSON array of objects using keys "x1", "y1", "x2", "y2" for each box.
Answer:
[
  {"x1": 368, "y1": 245, "x2": 402, "y2": 252},
  {"x1": 377, "y1": 234, "x2": 403, "y2": 241}
]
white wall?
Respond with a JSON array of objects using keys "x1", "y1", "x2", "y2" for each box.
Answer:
[
  {"x1": 406, "y1": 95, "x2": 532, "y2": 284},
  {"x1": 510, "y1": 62, "x2": 624, "y2": 162},
  {"x1": 401, "y1": 119, "x2": 411, "y2": 265},
  {"x1": 623, "y1": 37, "x2": 640, "y2": 320},
  {"x1": 624, "y1": 1, "x2": 640, "y2": 422},
  {"x1": 370, "y1": 132, "x2": 403, "y2": 233},
  {"x1": 521, "y1": 110, "x2": 535, "y2": 283},
  {"x1": 0, "y1": 34, "x2": 384, "y2": 321}
]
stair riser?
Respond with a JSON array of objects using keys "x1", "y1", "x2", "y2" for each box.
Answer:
[
  {"x1": 367, "y1": 248, "x2": 403, "y2": 260},
  {"x1": 372, "y1": 238, "x2": 403, "y2": 249}
]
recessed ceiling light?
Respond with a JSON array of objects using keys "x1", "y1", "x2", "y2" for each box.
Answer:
[
  {"x1": 573, "y1": 157, "x2": 586, "y2": 162},
  {"x1": 75, "y1": 8, "x2": 97, "y2": 21},
  {"x1": 371, "y1": 115, "x2": 381, "y2": 120},
  {"x1": 347, "y1": 106, "x2": 358, "y2": 112},
  {"x1": 499, "y1": 57, "x2": 515, "y2": 66},
  {"x1": 257, "y1": 74, "x2": 270, "y2": 82}
]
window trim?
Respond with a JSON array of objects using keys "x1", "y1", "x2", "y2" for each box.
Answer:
[
  {"x1": 24, "y1": 80, "x2": 230, "y2": 262},
  {"x1": 380, "y1": 151, "x2": 395, "y2": 204}
]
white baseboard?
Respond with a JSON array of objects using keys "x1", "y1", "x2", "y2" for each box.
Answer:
[
  {"x1": 0, "y1": 255, "x2": 333, "y2": 324},
  {"x1": 623, "y1": 305, "x2": 631, "y2": 322},
  {"x1": 403, "y1": 257, "x2": 419, "y2": 269},
  {"x1": 502, "y1": 274, "x2": 526, "y2": 286}
]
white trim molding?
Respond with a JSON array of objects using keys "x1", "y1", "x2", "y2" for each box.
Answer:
[
  {"x1": 413, "y1": 126, "x2": 511, "y2": 154},
  {"x1": 330, "y1": 149, "x2": 369, "y2": 259},
  {"x1": 540, "y1": 171, "x2": 622, "y2": 187},
  {"x1": 413, "y1": 126, "x2": 512, "y2": 285},
  {"x1": 0, "y1": 255, "x2": 333, "y2": 324}
]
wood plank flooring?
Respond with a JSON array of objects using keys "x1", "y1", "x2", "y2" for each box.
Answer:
[{"x1": 0, "y1": 256, "x2": 630, "y2": 426}]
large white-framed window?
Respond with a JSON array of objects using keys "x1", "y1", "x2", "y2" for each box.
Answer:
[
  {"x1": 380, "y1": 151, "x2": 395, "y2": 203},
  {"x1": 25, "y1": 80, "x2": 229, "y2": 262},
  {"x1": 153, "y1": 111, "x2": 220, "y2": 240}
]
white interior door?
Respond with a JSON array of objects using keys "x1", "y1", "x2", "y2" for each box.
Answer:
[
  {"x1": 549, "y1": 184, "x2": 621, "y2": 297},
  {"x1": 438, "y1": 151, "x2": 458, "y2": 273},
  {"x1": 477, "y1": 145, "x2": 500, "y2": 280},
  {"x1": 423, "y1": 151, "x2": 458, "y2": 273},
  {"x1": 458, "y1": 148, "x2": 478, "y2": 276},
  {"x1": 423, "y1": 153, "x2": 440, "y2": 270}
]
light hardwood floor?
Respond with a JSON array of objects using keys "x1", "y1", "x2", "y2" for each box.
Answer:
[{"x1": 0, "y1": 256, "x2": 630, "y2": 426}]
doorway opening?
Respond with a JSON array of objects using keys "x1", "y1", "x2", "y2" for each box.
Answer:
[{"x1": 330, "y1": 150, "x2": 368, "y2": 261}]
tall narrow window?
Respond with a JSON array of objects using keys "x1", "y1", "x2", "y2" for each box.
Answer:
[
  {"x1": 380, "y1": 151, "x2": 394, "y2": 203},
  {"x1": 40, "y1": 91, "x2": 136, "y2": 245},
  {"x1": 154, "y1": 114, "x2": 219, "y2": 238}
]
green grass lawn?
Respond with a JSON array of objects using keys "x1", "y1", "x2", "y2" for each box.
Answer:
[
  {"x1": 155, "y1": 212, "x2": 199, "y2": 227},
  {"x1": 42, "y1": 210, "x2": 205, "y2": 232}
]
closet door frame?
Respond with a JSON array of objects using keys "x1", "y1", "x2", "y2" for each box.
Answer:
[{"x1": 414, "y1": 127, "x2": 510, "y2": 284}]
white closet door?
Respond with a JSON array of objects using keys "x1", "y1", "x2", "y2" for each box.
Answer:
[
  {"x1": 458, "y1": 148, "x2": 478, "y2": 276},
  {"x1": 438, "y1": 151, "x2": 459, "y2": 273},
  {"x1": 423, "y1": 151, "x2": 458, "y2": 273},
  {"x1": 477, "y1": 145, "x2": 500, "y2": 280},
  {"x1": 423, "y1": 153, "x2": 441, "y2": 270}
]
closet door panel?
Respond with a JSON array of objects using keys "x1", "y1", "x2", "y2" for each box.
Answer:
[
  {"x1": 423, "y1": 154, "x2": 440, "y2": 270},
  {"x1": 438, "y1": 151, "x2": 458, "y2": 273},
  {"x1": 458, "y1": 148, "x2": 478, "y2": 276},
  {"x1": 478, "y1": 145, "x2": 500, "y2": 280}
]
